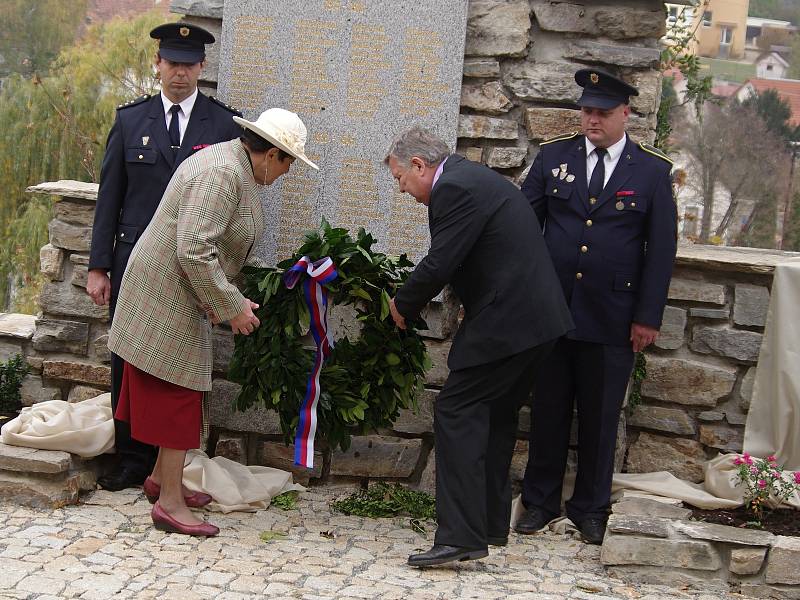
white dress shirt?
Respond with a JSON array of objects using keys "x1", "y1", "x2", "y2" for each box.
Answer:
[
  {"x1": 585, "y1": 133, "x2": 627, "y2": 188},
  {"x1": 161, "y1": 88, "x2": 198, "y2": 145}
]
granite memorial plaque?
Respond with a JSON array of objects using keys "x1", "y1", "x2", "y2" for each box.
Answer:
[{"x1": 218, "y1": 0, "x2": 468, "y2": 265}]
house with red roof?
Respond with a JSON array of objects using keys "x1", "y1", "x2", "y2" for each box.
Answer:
[{"x1": 735, "y1": 78, "x2": 800, "y2": 126}]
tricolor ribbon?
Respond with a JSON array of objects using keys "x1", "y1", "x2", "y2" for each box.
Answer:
[{"x1": 283, "y1": 256, "x2": 338, "y2": 468}]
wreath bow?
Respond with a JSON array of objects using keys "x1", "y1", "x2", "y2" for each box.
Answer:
[{"x1": 283, "y1": 256, "x2": 338, "y2": 468}]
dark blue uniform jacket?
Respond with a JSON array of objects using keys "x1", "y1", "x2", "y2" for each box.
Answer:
[{"x1": 521, "y1": 133, "x2": 677, "y2": 347}]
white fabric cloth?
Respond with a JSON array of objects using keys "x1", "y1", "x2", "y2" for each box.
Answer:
[{"x1": 0, "y1": 394, "x2": 114, "y2": 457}]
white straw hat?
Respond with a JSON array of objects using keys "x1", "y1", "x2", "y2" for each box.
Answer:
[{"x1": 233, "y1": 108, "x2": 319, "y2": 170}]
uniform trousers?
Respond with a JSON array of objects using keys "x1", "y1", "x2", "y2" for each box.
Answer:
[
  {"x1": 434, "y1": 340, "x2": 555, "y2": 550},
  {"x1": 522, "y1": 337, "x2": 634, "y2": 523}
]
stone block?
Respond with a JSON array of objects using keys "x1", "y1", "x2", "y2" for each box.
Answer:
[
  {"x1": 463, "y1": 58, "x2": 500, "y2": 78},
  {"x1": 641, "y1": 356, "x2": 737, "y2": 407},
  {"x1": 0, "y1": 341, "x2": 24, "y2": 365},
  {"x1": 39, "y1": 281, "x2": 108, "y2": 321},
  {"x1": 611, "y1": 497, "x2": 692, "y2": 520},
  {"x1": 53, "y1": 199, "x2": 96, "y2": 226},
  {"x1": 424, "y1": 339, "x2": 450, "y2": 387},
  {"x1": 730, "y1": 547, "x2": 767, "y2": 575},
  {"x1": 330, "y1": 435, "x2": 422, "y2": 478},
  {"x1": 26, "y1": 179, "x2": 98, "y2": 200},
  {"x1": 691, "y1": 326, "x2": 763, "y2": 363},
  {"x1": 0, "y1": 313, "x2": 36, "y2": 339},
  {"x1": 739, "y1": 583, "x2": 800, "y2": 600},
  {"x1": 32, "y1": 319, "x2": 89, "y2": 354},
  {"x1": 606, "y1": 514, "x2": 670, "y2": 538},
  {"x1": 393, "y1": 388, "x2": 435, "y2": 435},
  {"x1": 0, "y1": 469, "x2": 93, "y2": 509},
  {"x1": 654, "y1": 306, "x2": 686, "y2": 350},
  {"x1": 26, "y1": 356, "x2": 43, "y2": 373},
  {"x1": 565, "y1": 41, "x2": 660, "y2": 68},
  {"x1": 42, "y1": 360, "x2": 111, "y2": 387},
  {"x1": 668, "y1": 278, "x2": 726, "y2": 304},
  {"x1": 20, "y1": 375, "x2": 62, "y2": 407},
  {"x1": 181, "y1": 16, "x2": 221, "y2": 84},
  {"x1": 525, "y1": 107, "x2": 581, "y2": 141},
  {"x1": 465, "y1": 0, "x2": 531, "y2": 57},
  {"x1": 462, "y1": 147, "x2": 483, "y2": 163},
  {"x1": 458, "y1": 115, "x2": 518, "y2": 139},
  {"x1": 518, "y1": 405, "x2": 531, "y2": 434},
  {"x1": 48, "y1": 219, "x2": 92, "y2": 252},
  {"x1": 257, "y1": 441, "x2": 322, "y2": 485},
  {"x1": 532, "y1": 3, "x2": 665, "y2": 40},
  {"x1": 689, "y1": 307, "x2": 730, "y2": 320},
  {"x1": 415, "y1": 449, "x2": 435, "y2": 494},
  {"x1": 509, "y1": 438, "x2": 528, "y2": 482},
  {"x1": 625, "y1": 432, "x2": 706, "y2": 483},
  {"x1": 215, "y1": 434, "x2": 247, "y2": 465},
  {"x1": 92, "y1": 333, "x2": 110, "y2": 363},
  {"x1": 418, "y1": 296, "x2": 458, "y2": 340},
  {"x1": 460, "y1": 81, "x2": 512, "y2": 114},
  {"x1": 213, "y1": 327, "x2": 235, "y2": 374},
  {"x1": 629, "y1": 70, "x2": 662, "y2": 116},
  {"x1": 67, "y1": 385, "x2": 106, "y2": 403},
  {"x1": 672, "y1": 520, "x2": 773, "y2": 546},
  {"x1": 734, "y1": 284, "x2": 769, "y2": 327},
  {"x1": 627, "y1": 405, "x2": 696, "y2": 435},
  {"x1": 765, "y1": 536, "x2": 800, "y2": 584},
  {"x1": 625, "y1": 115, "x2": 656, "y2": 145},
  {"x1": 210, "y1": 379, "x2": 282, "y2": 435},
  {"x1": 0, "y1": 442, "x2": 71, "y2": 474},
  {"x1": 600, "y1": 535, "x2": 721, "y2": 571},
  {"x1": 698, "y1": 410, "x2": 724, "y2": 422},
  {"x1": 505, "y1": 62, "x2": 578, "y2": 103},
  {"x1": 699, "y1": 424, "x2": 744, "y2": 453},
  {"x1": 739, "y1": 366, "x2": 756, "y2": 412},
  {"x1": 40, "y1": 244, "x2": 65, "y2": 281},
  {"x1": 170, "y1": 0, "x2": 224, "y2": 18},
  {"x1": 485, "y1": 147, "x2": 527, "y2": 169}
]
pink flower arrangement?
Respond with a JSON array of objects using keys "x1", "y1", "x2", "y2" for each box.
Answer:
[
  {"x1": 794, "y1": 472, "x2": 800, "y2": 485},
  {"x1": 732, "y1": 453, "x2": 800, "y2": 525}
]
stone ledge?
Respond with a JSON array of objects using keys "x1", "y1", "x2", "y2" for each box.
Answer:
[
  {"x1": 0, "y1": 313, "x2": 37, "y2": 340},
  {"x1": 0, "y1": 443, "x2": 73, "y2": 474},
  {"x1": 26, "y1": 180, "x2": 99, "y2": 201},
  {"x1": 676, "y1": 244, "x2": 800, "y2": 274},
  {"x1": 0, "y1": 466, "x2": 96, "y2": 509}
]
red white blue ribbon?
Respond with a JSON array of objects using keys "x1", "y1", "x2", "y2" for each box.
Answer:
[{"x1": 283, "y1": 256, "x2": 338, "y2": 468}]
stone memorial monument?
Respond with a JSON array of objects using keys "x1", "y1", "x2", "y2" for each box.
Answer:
[{"x1": 217, "y1": 0, "x2": 469, "y2": 264}]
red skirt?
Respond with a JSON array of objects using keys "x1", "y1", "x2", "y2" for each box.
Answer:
[{"x1": 115, "y1": 361, "x2": 202, "y2": 450}]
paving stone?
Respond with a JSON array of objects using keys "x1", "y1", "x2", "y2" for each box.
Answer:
[
  {"x1": 729, "y1": 546, "x2": 767, "y2": 575},
  {"x1": 627, "y1": 405, "x2": 696, "y2": 435},
  {"x1": 691, "y1": 326, "x2": 763, "y2": 363},
  {"x1": 600, "y1": 535, "x2": 721, "y2": 570},
  {"x1": 641, "y1": 356, "x2": 737, "y2": 407},
  {"x1": 733, "y1": 284, "x2": 770, "y2": 327}
]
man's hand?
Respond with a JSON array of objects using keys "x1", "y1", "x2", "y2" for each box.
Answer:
[
  {"x1": 630, "y1": 322, "x2": 659, "y2": 353},
  {"x1": 86, "y1": 269, "x2": 111, "y2": 306},
  {"x1": 389, "y1": 297, "x2": 406, "y2": 330},
  {"x1": 230, "y1": 299, "x2": 261, "y2": 335}
]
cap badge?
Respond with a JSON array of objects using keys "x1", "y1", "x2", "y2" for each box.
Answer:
[
  {"x1": 179, "y1": 26, "x2": 190, "y2": 37},
  {"x1": 590, "y1": 72, "x2": 599, "y2": 84}
]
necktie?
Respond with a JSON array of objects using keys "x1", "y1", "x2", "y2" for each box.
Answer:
[
  {"x1": 588, "y1": 147, "x2": 607, "y2": 202},
  {"x1": 168, "y1": 104, "x2": 181, "y2": 148}
]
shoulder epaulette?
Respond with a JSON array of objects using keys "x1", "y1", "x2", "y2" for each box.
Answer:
[
  {"x1": 209, "y1": 96, "x2": 242, "y2": 116},
  {"x1": 116, "y1": 94, "x2": 150, "y2": 110},
  {"x1": 638, "y1": 141, "x2": 674, "y2": 165},
  {"x1": 539, "y1": 131, "x2": 580, "y2": 146}
]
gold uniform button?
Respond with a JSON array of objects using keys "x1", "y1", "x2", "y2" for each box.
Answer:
[
  {"x1": 580, "y1": 245, "x2": 588, "y2": 253},
  {"x1": 589, "y1": 197, "x2": 597, "y2": 205},
  {"x1": 552, "y1": 188, "x2": 558, "y2": 194},
  {"x1": 120, "y1": 233, "x2": 125, "y2": 238},
  {"x1": 576, "y1": 272, "x2": 583, "y2": 280},
  {"x1": 138, "y1": 154, "x2": 143, "y2": 159},
  {"x1": 626, "y1": 282, "x2": 631, "y2": 287},
  {"x1": 586, "y1": 219, "x2": 593, "y2": 226},
  {"x1": 631, "y1": 202, "x2": 636, "y2": 207}
]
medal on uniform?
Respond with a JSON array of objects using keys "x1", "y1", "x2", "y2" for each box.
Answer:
[
  {"x1": 615, "y1": 201, "x2": 624, "y2": 210},
  {"x1": 142, "y1": 136, "x2": 149, "y2": 145},
  {"x1": 559, "y1": 171, "x2": 567, "y2": 180},
  {"x1": 551, "y1": 168, "x2": 560, "y2": 177},
  {"x1": 559, "y1": 163, "x2": 568, "y2": 173},
  {"x1": 566, "y1": 174, "x2": 575, "y2": 182}
]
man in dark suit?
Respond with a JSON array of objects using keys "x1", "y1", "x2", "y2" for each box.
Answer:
[
  {"x1": 87, "y1": 22, "x2": 242, "y2": 491},
  {"x1": 516, "y1": 69, "x2": 677, "y2": 544},
  {"x1": 385, "y1": 126, "x2": 573, "y2": 567}
]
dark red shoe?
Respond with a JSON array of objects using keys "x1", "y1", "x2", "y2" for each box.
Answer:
[
  {"x1": 151, "y1": 501, "x2": 219, "y2": 537},
  {"x1": 143, "y1": 477, "x2": 213, "y2": 508}
]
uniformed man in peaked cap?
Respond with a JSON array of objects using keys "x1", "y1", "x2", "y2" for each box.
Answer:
[
  {"x1": 516, "y1": 68, "x2": 678, "y2": 544},
  {"x1": 87, "y1": 22, "x2": 243, "y2": 491}
]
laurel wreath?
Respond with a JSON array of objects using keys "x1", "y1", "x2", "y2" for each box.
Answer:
[{"x1": 228, "y1": 219, "x2": 431, "y2": 453}]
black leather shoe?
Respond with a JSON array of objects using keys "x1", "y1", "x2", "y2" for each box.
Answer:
[
  {"x1": 514, "y1": 507, "x2": 553, "y2": 534},
  {"x1": 487, "y1": 535, "x2": 508, "y2": 546},
  {"x1": 97, "y1": 466, "x2": 148, "y2": 491},
  {"x1": 408, "y1": 545, "x2": 489, "y2": 567},
  {"x1": 577, "y1": 518, "x2": 607, "y2": 545}
]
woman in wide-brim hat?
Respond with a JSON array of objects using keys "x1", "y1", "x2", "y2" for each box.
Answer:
[{"x1": 108, "y1": 108, "x2": 318, "y2": 536}]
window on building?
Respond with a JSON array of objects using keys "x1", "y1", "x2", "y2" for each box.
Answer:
[
  {"x1": 767, "y1": 64, "x2": 774, "y2": 71},
  {"x1": 721, "y1": 26, "x2": 732, "y2": 45},
  {"x1": 668, "y1": 6, "x2": 678, "y2": 23},
  {"x1": 703, "y1": 11, "x2": 712, "y2": 27}
]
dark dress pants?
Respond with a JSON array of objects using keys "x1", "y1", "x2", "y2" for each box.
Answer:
[
  {"x1": 522, "y1": 337, "x2": 634, "y2": 523},
  {"x1": 434, "y1": 340, "x2": 556, "y2": 549},
  {"x1": 109, "y1": 297, "x2": 157, "y2": 475}
]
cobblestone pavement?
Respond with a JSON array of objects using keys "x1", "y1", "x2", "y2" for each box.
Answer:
[{"x1": 0, "y1": 486, "x2": 748, "y2": 600}]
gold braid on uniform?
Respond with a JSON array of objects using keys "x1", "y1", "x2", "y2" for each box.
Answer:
[
  {"x1": 539, "y1": 131, "x2": 580, "y2": 146},
  {"x1": 638, "y1": 142, "x2": 674, "y2": 165}
]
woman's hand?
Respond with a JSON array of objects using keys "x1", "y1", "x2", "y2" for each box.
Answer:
[{"x1": 230, "y1": 299, "x2": 261, "y2": 335}]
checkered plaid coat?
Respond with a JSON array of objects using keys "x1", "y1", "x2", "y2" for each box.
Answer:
[{"x1": 108, "y1": 139, "x2": 265, "y2": 391}]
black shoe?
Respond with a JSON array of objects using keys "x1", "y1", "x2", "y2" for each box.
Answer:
[
  {"x1": 487, "y1": 535, "x2": 508, "y2": 546},
  {"x1": 577, "y1": 517, "x2": 607, "y2": 545},
  {"x1": 97, "y1": 466, "x2": 148, "y2": 491},
  {"x1": 514, "y1": 507, "x2": 553, "y2": 534},
  {"x1": 408, "y1": 545, "x2": 489, "y2": 567}
]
